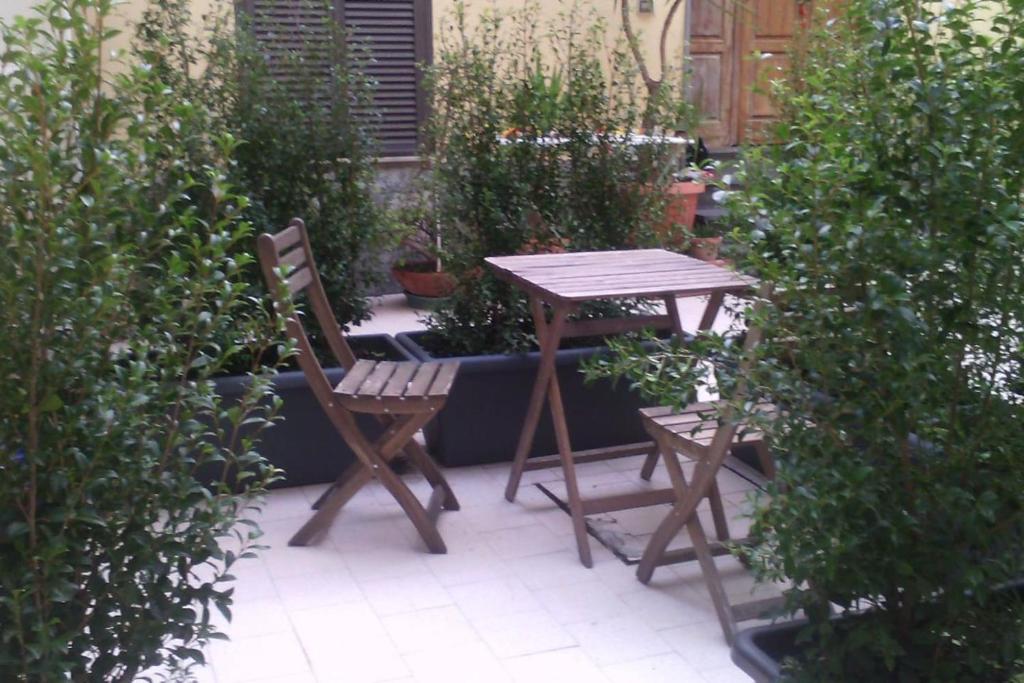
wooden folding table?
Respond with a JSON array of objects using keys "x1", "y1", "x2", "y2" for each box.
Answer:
[{"x1": 486, "y1": 249, "x2": 756, "y2": 567}]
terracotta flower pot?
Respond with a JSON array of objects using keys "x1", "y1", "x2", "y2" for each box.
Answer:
[
  {"x1": 650, "y1": 181, "x2": 706, "y2": 248},
  {"x1": 689, "y1": 236, "x2": 722, "y2": 262},
  {"x1": 391, "y1": 262, "x2": 456, "y2": 298}
]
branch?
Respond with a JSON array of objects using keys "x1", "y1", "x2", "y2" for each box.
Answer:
[
  {"x1": 620, "y1": 0, "x2": 657, "y2": 88},
  {"x1": 659, "y1": 0, "x2": 686, "y2": 80}
]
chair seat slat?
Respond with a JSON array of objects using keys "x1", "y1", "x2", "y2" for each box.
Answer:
[
  {"x1": 405, "y1": 362, "x2": 441, "y2": 397},
  {"x1": 381, "y1": 362, "x2": 419, "y2": 397},
  {"x1": 336, "y1": 360, "x2": 377, "y2": 395},
  {"x1": 359, "y1": 361, "x2": 399, "y2": 397},
  {"x1": 426, "y1": 362, "x2": 459, "y2": 397}
]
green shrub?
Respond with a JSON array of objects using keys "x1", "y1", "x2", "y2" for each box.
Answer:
[
  {"x1": 590, "y1": 0, "x2": 1024, "y2": 678},
  {"x1": 0, "y1": 0, "x2": 281, "y2": 678},
  {"x1": 136, "y1": 0, "x2": 391, "y2": 330},
  {"x1": 421, "y1": 1, "x2": 696, "y2": 355}
]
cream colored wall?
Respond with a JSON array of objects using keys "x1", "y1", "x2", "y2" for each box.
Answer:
[
  {"x1": 1, "y1": 0, "x2": 228, "y2": 74},
  {"x1": 431, "y1": 0, "x2": 686, "y2": 82},
  {"x1": 1, "y1": 0, "x2": 43, "y2": 24},
  {"x1": 3, "y1": 0, "x2": 683, "y2": 80}
]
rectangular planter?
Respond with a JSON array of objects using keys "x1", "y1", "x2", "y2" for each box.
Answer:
[
  {"x1": 395, "y1": 331, "x2": 654, "y2": 467},
  {"x1": 213, "y1": 333, "x2": 413, "y2": 489},
  {"x1": 730, "y1": 580, "x2": 1024, "y2": 682}
]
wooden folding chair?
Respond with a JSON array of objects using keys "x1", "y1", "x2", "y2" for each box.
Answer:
[
  {"x1": 258, "y1": 218, "x2": 460, "y2": 552},
  {"x1": 634, "y1": 294, "x2": 782, "y2": 643}
]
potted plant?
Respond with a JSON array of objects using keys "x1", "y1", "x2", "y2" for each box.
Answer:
[
  {"x1": 595, "y1": 0, "x2": 1024, "y2": 677},
  {"x1": 686, "y1": 218, "x2": 723, "y2": 262},
  {"x1": 137, "y1": 0, "x2": 414, "y2": 488},
  {"x1": 1, "y1": 2, "x2": 280, "y2": 677},
  {"x1": 392, "y1": 4, "x2": 696, "y2": 466},
  {"x1": 391, "y1": 206, "x2": 457, "y2": 310}
]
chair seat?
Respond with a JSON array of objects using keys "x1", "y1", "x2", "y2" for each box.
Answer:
[
  {"x1": 640, "y1": 401, "x2": 775, "y2": 457},
  {"x1": 334, "y1": 360, "x2": 459, "y2": 414}
]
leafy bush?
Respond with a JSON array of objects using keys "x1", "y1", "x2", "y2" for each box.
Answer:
[
  {"x1": 590, "y1": 0, "x2": 1024, "y2": 678},
  {"x1": 0, "y1": 0, "x2": 281, "y2": 678},
  {"x1": 137, "y1": 0, "x2": 391, "y2": 330},
  {"x1": 421, "y1": 1, "x2": 696, "y2": 355}
]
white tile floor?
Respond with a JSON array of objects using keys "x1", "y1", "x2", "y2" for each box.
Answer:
[
  {"x1": 195, "y1": 456, "x2": 774, "y2": 683},
  {"x1": 191, "y1": 293, "x2": 771, "y2": 682}
]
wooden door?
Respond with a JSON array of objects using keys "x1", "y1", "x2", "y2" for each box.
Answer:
[
  {"x1": 735, "y1": 0, "x2": 804, "y2": 143},
  {"x1": 687, "y1": 0, "x2": 737, "y2": 148},
  {"x1": 689, "y1": 0, "x2": 805, "y2": 147}
]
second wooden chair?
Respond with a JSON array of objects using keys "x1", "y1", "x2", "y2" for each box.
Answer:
[{"x1": 258, "y1": 218, "x2": 460, "y2": 553}]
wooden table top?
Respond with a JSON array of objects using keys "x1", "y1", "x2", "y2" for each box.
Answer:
[{"x1": 485, "y1": 249, "x2": 756, "y2": 303}]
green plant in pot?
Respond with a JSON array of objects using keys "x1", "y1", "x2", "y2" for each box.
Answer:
[
  {"x1": 687, "y1": 215, "x2": 723, "y2": 262},
  {"x1": 0, "y1": 0, "x2": 282, "y2": 678},
  {"x1": 590, "y1": 0, "x2": 1024, "y2": 678},
  {"x1": 391, "y1": 204, "x2": 457, "y2": 311}
]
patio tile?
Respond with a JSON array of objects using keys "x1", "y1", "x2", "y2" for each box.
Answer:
[
  {"x1": 272, "y1": 568, "x2": 364, "y2": 612},
  {"x1": 486, "y1": 523, "x2": 567, "y2": 560},
  {"x1": 342, "y1": 547, "x2": 430, "y2": 583},
  {"x1": 361, "y1": 573, "x2": 453, "y2": 617},
  {"x1": 472, "y1": 609, "x2": 577, "y2": 659},
  {"x1": 256, "y1": 487, "x2": 319, "y2": 522},
  {"x1": 661, "y1": 621, "x2": 737, "y2": 671},
  {"x1": 617, "y1": 582, "x2": 715, "y2": 631},
  {"x1": 507, "y1": 550, "x2": 591, "y2": 591},
  {"x1": 216, "y1": 456, "x2": 754, "y2": 682},
  {"x1": 380, "y1": 605, "x2": 480, "y2": 655},
  {"x1": 701, "y1": 665, "x2": 757, "y2": 683},
  {"x1": 212, "y1": 597, "x2": 292, "y2": 640},
  {"x1": 208, "y1": 631, "x2": 310, "y2": 683},
  {"x1": 564, "y1": 614, "x2": 674, "y2": 667},
  {"x1": 290, "y1": 603, "x2": 410, "y2": 682},
  {"x1": 533, "y1": 579, "x2": 629, "y2": 625},
  {"x1": 402, "y1": 640, "x2": 512, "y2": 683},
  {"x1": 423, "y1": 542, "x2": 514, "y2": 587},
  {"x1": 503, "y1": 648, "x2": 610, "y2": 682},
  {"x1": 602, "y1": 652, "x2": 705, "y2": 682},
  {"x1": 448, "y1": 576, "x2": 542, "y2": 621}
]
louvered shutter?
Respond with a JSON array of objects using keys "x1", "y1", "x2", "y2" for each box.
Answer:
[
  {"x1": 243, "y1": 0, "x2": 337, "y2": 99},
  {"x1": 241, "y1": 0, "x2": 431, "y2": 158},
  {"x1": 342, "y1": 1, "x2": 430, "y2": 157}
]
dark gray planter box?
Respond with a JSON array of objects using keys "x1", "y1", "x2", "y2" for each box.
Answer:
[
  {"x1": 213, "y1": 334, "x2": 413, "y2": 489},
  {"x1": 395, "y1": 331, "x2": 654, "y2": 467},
  {"x1": 730, "y1": 580, "x2": 1024, "y2": 682}
]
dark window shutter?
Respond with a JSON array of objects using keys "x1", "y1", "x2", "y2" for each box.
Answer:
[
  {"x1": 341, "y1": 0, "x2": 431, "y2": 157},
  {"x1": 243, "y1": 0, "x2": 337, "y2": 97},
  {"x1": 241, "y1": 0, "x2": 431, "y2": 158}
]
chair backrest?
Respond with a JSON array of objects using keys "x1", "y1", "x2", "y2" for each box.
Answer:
[
  {"x1": 679, "y1": 284, "x2": 771, "y2": 518},
  {"x1": 257, "y1": 218, "x2": 358, "y2": 372},
  {"x1": 257, "y1": 219, "x2": 383, "y2": 471}
]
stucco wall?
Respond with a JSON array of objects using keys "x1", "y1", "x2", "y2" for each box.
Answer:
[
  {"x1": 432, "y1": 1, "x2": 686, "y2": 82},
  {"x1": 3, "y1": 1, "x2": 684, "y2": 82}
]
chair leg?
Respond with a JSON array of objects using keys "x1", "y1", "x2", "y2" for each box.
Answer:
[
  {"x1": 637, "y1": 498, "x2": 690, "y2": 584},
  {"x1": 311, "y1": 460, "x2": 365, "y2": 511},
  {"x1": 290, "y1": 464, "x2": 373, "y2": 546},
  {"x1": 688, "y1": 515, "x2": 738, "y2": 644},
  {"x1": 371, "y1": 413, "x2": 448, "y2": 554},
  {"x1": 707, "y1": 481, "x2": 731, "y2": 541},
  {"x1": 402, "y1": 438, "x2": 460, "y2": 511},
  {"x1": 754, "y1": 441, "x2": 776, "y2": 480},
  {"x1": 639, "y1": 445, "x2": 660, "y2": 481},
  {"x1": 375, "y1": 461, "x2": 447, "y2": 554}
]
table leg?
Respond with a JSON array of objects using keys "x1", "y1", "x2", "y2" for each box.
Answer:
[
  {"x1": 504, "y1": 298, "x2": 568, "y2": 502},
  {"x1": 698, "y1": 290, "x2": 725, "y2": 332}
]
